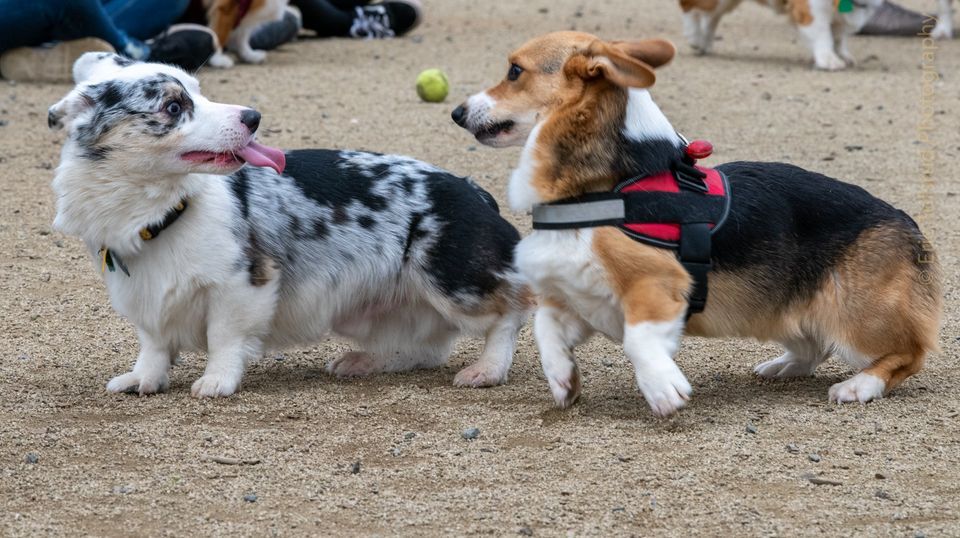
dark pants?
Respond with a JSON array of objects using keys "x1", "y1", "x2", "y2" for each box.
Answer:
[{"x1": 0, "y1": 0, "x2": 189, "y2": 54}]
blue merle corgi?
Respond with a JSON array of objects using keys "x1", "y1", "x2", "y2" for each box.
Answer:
[{"x1": 48, "y1": 53, "x2": 531, "y2": 397}]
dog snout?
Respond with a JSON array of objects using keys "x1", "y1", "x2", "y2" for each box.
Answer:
[
  {"x1": 240, "y1": 109, "x2": 261, "y2": 133},
  {"x1": 451, "y1": 104, "x2": 467, "y2": 127}
]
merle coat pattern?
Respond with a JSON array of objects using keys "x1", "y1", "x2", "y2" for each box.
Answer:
[{"x1": 49, "y1": 53, "x2": 530, "y2": 397}]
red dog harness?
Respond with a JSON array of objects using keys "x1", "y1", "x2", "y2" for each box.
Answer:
[{"x1": 531, "y1": 141, "x2": 730, "y2": 316}]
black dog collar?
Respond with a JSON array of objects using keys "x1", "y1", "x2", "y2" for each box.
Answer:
[{"x1": 100, "y1": 198, "x2": 189, "y2": 276}]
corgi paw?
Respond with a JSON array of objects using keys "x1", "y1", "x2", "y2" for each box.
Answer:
[
  {"x1": 754, "y1": 354, "x2": 816, "y2": 379},
  {"x1": 454, "y1": 362, "x2": 507, "y2": 388},
  {"x1": 637, "y1": 363, "x2": 692, "y2": 417},
  {"x1": 208, "y1": 52, "x2": 234, "y2": 68},
  {"x1": 829, "y1": 373, "x2": 885, "y2": 403},
  {"x1": 191, "y1": 373, "x2": 241, "y2": 398},
  {"x1": 327, "y1": 351, "x2": 380, "y2": 377},
  {"x1": 546, "y1": 364, "x2": 581, "y2": 408},
  {"x1": 107, "y1": 370, "x2": 169, "y2": 395},
  {"x1": 239, "y1": 49, "x2": 267, "y2": 64}
]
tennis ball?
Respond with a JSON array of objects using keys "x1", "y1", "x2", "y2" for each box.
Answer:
[{"x1": 416, "y1": 68, "x2": 449, "y2": 103}]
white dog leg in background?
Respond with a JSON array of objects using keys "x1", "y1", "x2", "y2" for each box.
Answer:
[
  {"x1": 106, "y1": 329, "x2": 174, "y2": 396},
  {"x1": 623, "y1": 314, "x2": 691, "y2": 417},
  {"x1": 208, "y1": 51, "x2": 235, "y2": 68},
  {"x1": 230, "y1": 24, "x2": 268, "y2": 64},
  {"x1": 933, "y1": 0, "x2": 954, "y2": 38}
]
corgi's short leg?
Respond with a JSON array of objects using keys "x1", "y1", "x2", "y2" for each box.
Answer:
[
  {"x1": 454, "y1": 308, "x2": 527, "y2": 388},
  {"x1": 623, "y1": 312, "x2": 691, "y2": 417},
  {"x1": 755, "y1": 337, "x2": 830, "y2": 379},
  {"x1": 833, "y1": 20, "x2": 856, "y2": 65},
  {"x1": 230, "y1": 24, "x2": 268, "y2": 64},
  {"x1": 683, "y1": 10, "x2": 723, "y2": 54},
  {"x1": 330, "y1": 306, "x2": 456, "y2": 377},
  {"x1": 696, "y1": 11, "x2": 724, "y2": 54},
  {"x1": 208, "y1": 51, "x2": 235, "y2": 68},
  {"x1": 107, "y1": 329, "x2": 174, "y2": 395},
  {"x1": 536, "y1": 299, "x2": 592, "y2": 408},
  {"x1": 799, "y1": 8, "x2": 847, "y2": 69},
  {"x1": 683, "y1": 10, "x2": 707, "y2": 51},
  {"x1": 933, "y1": 0, "x2": 954, "y2": 39},
  {"x1": 192, "y1": 276, "x2": 278, "y2": 398},
  {"x1": 829, "y1": 351, "x2": 925, "y2": 403}
]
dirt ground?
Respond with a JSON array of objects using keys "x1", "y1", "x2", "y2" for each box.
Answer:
[{"x1": 1, "y1": 0, "x2": 958, "y2": 535}]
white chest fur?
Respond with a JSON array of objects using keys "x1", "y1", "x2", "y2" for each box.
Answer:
[
  {"x1": 96, "y1": 179, "x2": 241, "y2": 350},
  {"x1": 515, "y1": 229, "x2": 624, "y2": 341}
]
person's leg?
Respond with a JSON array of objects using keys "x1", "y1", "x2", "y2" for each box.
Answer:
[
  {"x1": 292, "y1": 0, "x2": 356, "y2": 36},
  {"x1": 102, "y1": 0, "x2": 191, "y2": 40},
  {"x1": 0, "y1": 0, "x2": 130, "y2": 53},
  {"x1": 327, "y1": 0, "x2": 372, "y2": 9},
  {"x1": 250, "y1": 6, "x2": 303, "y2": 51}
]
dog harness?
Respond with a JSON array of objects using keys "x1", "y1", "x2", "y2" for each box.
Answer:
[
  {"x1": 531, "y1": 140, "x2": 730, "y2": 316},
  {"x1": 99, "y1": 199, "x2": 188, "y2": 276}
]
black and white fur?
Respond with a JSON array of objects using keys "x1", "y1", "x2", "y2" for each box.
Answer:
[{"x1": 49, "y1": 53, "x2": 529, "y2": 397}]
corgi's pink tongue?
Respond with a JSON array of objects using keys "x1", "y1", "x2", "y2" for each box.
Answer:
[{"x1": 238, "y1": 141, "x2": 286, "y2": 174}]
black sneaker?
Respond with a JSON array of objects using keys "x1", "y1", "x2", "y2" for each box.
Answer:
[
  {"x1": 147, "y1": 24, "x2": 217, "y2": 71},
  {"x1": 857, "y1": 0, "x2": 928, "y2": 36},
  {"x1": 349, "y1": 1, "x2": 422, "y2": 39},
  {"x1": 250, "y1": 6, "x2": 303, "y2": 51}
]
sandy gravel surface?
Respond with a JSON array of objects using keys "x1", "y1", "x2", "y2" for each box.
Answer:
[{"x1": 1, "y1": 0, "x2": 958, "y2": 535}]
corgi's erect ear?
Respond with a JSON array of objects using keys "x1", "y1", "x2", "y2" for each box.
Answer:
[
  {"x1": 569, "y1": 38, "x2": 676, "y2": 89},
  {"x1": 48, "y1": 88, "x2": 94, "y2": 131}
]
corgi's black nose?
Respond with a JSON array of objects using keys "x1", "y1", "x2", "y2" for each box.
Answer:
[
  {"x1": 240, "y1": 109, "x2": 261, "y2": 133},
  {"x1": 451, "y1": 105, "x2": 467, "y2": 127}
]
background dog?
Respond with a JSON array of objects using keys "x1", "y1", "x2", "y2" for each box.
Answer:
[
  {"x1": 679, "y1": 0, "x2": 884, "y2": 70},
  {"x1": 206, "y1": 0, "x2": 289, "y2": 68},
  {"x1": 453, "y1": 31, "x2": 942, "y2": 416},
  {"x1": 48, "y1": 53, "x2": 530, "y2": 397}
]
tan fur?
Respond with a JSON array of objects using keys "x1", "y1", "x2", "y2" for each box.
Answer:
[
  {"x1": 205, "y1": 0, "x2": 269, "y2": 50},
  {"x1": 468, "y1": 31, "x2": 942, "y2": 410},
  {"x1": 681, "y1": 0, "x2": 720, "y2": 11},
  {"x1": 592, "y1": 228, "x2": 690, "y2": 325},
  {"x1": 487, "y1": 32, "x2": 676, "y2": 205}
]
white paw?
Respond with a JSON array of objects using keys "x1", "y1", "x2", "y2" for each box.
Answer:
[
  {"x1": 453, "y1": 362, "x2": 507, "y2": 388},
  {"x1": 327, "y1": 351, "x2": 380, "y2": 378},
  {"x1": 545, "y1": 364, "x2": 581, "y2": 408},
  {"x1": 754, "y1": 354, "x2": 816, "y2": 379},
  {"x1": 931, "y1": 22, "x2": 953, "y2": 40},
  {"x1": 828, "y1": 373, "x2": 886, "y2": 403},
  {"x1": 107, "y1": 371, "x2": 169, "y2": 395},
  {"x1": 240, "y1": 49, "x2": 267, "y2": 64},
  {"x1": 636, "y1": 363, "x2": 692, "y2": 417},
  {"x1": 208, "y1": 52, "x2": 234, "y2": 68},
  {"x1": 838, "y1": 51, "x2": 856, "y2": 67},
  {"x1": 691, "y1": 42, "x2": 711, "y2": 55},
  {"x1": 814, "y1": 51, "x2": 848, "y2": 71},
  {"x1": 191, "y1": 373, "x2": 241, "y2": 398}
]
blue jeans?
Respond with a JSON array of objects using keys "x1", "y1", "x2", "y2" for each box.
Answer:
[{"x1": 0, "y1": 0, "x2": 189, "y2": 54}]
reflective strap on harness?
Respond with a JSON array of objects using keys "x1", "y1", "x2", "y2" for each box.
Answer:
[{"x1": 531, "y1": 196, "x2": 624, "y2": 229}]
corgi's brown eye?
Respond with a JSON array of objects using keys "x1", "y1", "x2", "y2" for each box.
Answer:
[
  {"x1": 165, "y1": 100, "x2": 182, "y2": 116},
  {"x1": 507, "y1": 64, "x2": 523, "y2": 81}
]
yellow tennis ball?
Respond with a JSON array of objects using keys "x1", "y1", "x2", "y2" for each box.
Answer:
[{"x1": 416, "y1": 68, "x2": 449, "y2": 103}]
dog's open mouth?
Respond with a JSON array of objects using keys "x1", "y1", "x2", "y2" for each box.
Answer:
[
  {"x1": 181, "y1": 141, "x2": 286, "y2": 174},
  {"x1": 474, "y1": 120, "x2": 516, "y2": 142}
]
